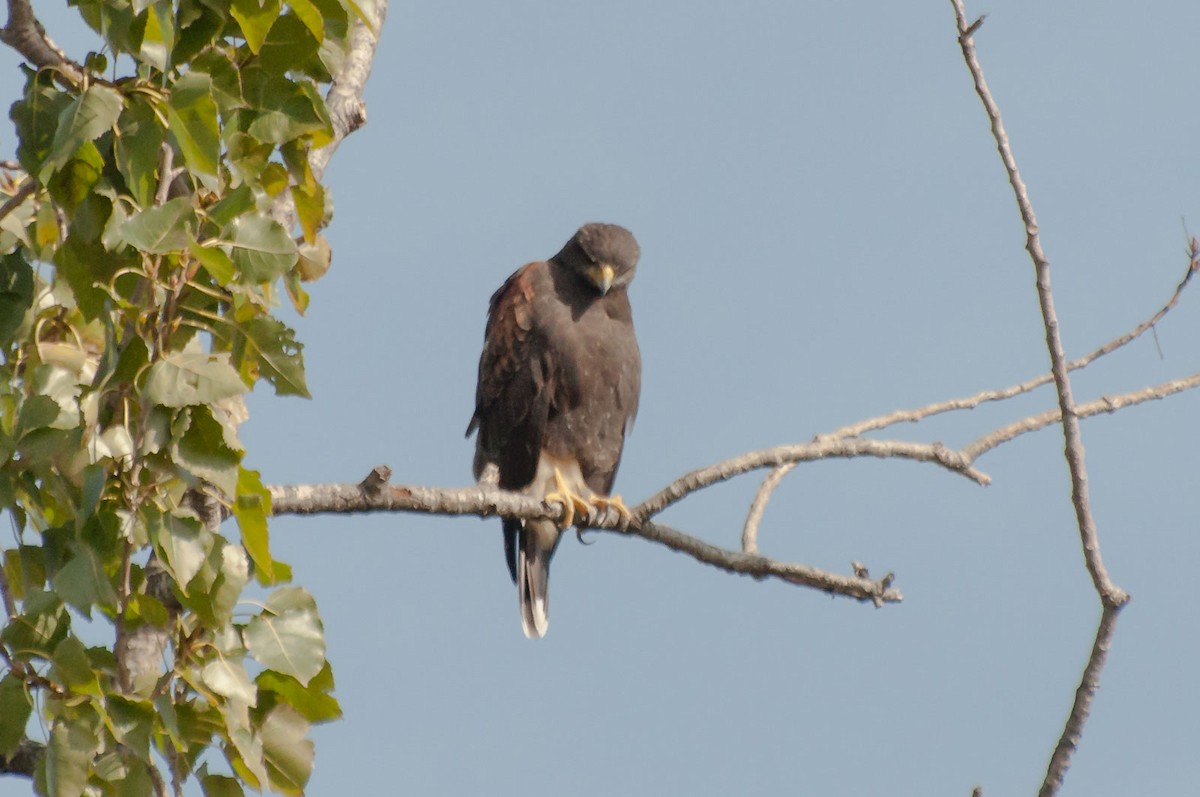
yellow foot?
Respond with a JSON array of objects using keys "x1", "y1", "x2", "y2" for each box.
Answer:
[
  {"x1": 544, "y1": 468, "x2": 591, "y2": 529},
  {"x1": 590, "y1": 494, "x2": 632, "y2": 529}
]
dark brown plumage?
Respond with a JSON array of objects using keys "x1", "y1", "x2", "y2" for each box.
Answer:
[{"x1": 467, "y1": 223, "x2": 642, "y2": 638}]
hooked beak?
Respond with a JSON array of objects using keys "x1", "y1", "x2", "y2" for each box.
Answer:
[{"x1": 589, "y1": 263, "x2": 616, "y2": 294}]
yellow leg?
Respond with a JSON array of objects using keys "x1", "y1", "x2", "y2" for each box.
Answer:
[
  {"x1": 544, "y1": 468, "x2": 591, "y2": 529},
  {"x1": 590, "y1": 494, "x2": 632, "y2": 528}
]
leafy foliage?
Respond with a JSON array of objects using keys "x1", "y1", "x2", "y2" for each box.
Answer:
[{"x1": 0, "y1": 0, "x2": 357, "y2": 792}]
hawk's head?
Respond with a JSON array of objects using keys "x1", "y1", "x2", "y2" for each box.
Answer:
[{"x1": 556, "y1": 223, "x2": 639, "y2": 295}]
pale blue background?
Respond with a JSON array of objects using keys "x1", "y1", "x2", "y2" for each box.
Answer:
[{"x1": 3, "y1": 2, "x2": 1199, "y2": 795}]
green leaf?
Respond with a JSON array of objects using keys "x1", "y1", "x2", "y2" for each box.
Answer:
[
  {"x1": 256, "y1": 663, "x2": 341, "y2": 723},
  {"x1": 191, "y1": 242, "x2": 237, "y2": 286},
  {"x1": 261, "y1": 704, "x2": 312, "y2": 795},
  {"x1": 0, "y1": 252, "x2": 33, "y2": 345},
  {"x1": 50, "y1": 635, "x2": 103, "y2": 697},
  {"x1": 151, "y1": 509, "x2": 211, "y2": 589},
  {"x1": 226, "y1": 132, "x2": 272, "y2": 183},
  {"x1": 202, "y1": 656, "x2": 258, "y2": 705},
  {"x1": 121, "y1": 197, "x2": 196, "y2": 254},
  {"x1": 234, "y1": 467, "x2": 273, "y2": 582},
  {"x1": 174, "y1": 4, "x2": 225, "y2": 67},
  {"x1": 210, "y1": 542, "x2": 250, "y2": 626},
  {"x1": 40, "y1": 84, "x2": 123, "y2": 182},
  {"x1": 80, "y1": 463, "x2": 107, "y2": 519},
  {"x1": 224, "y1": 215, "x2": 298, "y2": 283},
  {"x1": 290, "y1": 181, "x2": 324, "y2": 243},
  {"x1": 288, "y1": 0, "x2": 324, "y2": 41},
  {"x1": 166, "y1": 72, "x2": 221, "y2": 187},
  {"x1": 139, "y1": 1, "x2": 176, "y2": 69},
  {"x1": 114, "y1": 97, "x2": 165, "y2": 208},
  {"x1": 16, "y1": 394, "x2": 61, "y2": 437},
  {"x1": 206, "y1": 183, "x2": 256, "y2": 228},
  {"x1": 201, "y1": 771, "x2": 247, "y2": 797},
  {"x1": 231, "y1": 0, "x2": 282, "y2": 53},
  {"x1": 54, "y1": 233, "x2": 126, "y2": 319},
  {"x1": 143, "y1": 350, "x2": 248, "y2": 408},
  {"x1": 222, "y1": 699, "x2": 267, "y2": 789},
  {"x1": 245, "y1": 590, "x2": 325, "y2": 686},
  {"x1": 0, "y1": 590, "x2": 68, "y2": 657},
  {"x1": 125, "y1": 593, "x2": 170, "y2": 627},
  {"x1": 46, "y1": 143, "x2": 105, "y2": 213},
  {"x1": 0, "y1": 674, "x2": 34, "y2": 758},
  {"x1": 237, "y1": 315, "x2": 310, "y2": 397},
  {"x1": 105, "y1": 696, "x2": 156, "y2": 762},
  {"x1": 45, "y1": 717, "x2": 99, "y2": 797},
  {"x1": 258, "y1": 13, "x2": 320, "y2": 75},
  {"x1": 12, "y1": 69, "x2": 74, "y2": 176},
  {"x1": 173, "y1": 405, "x2": 242, "y2": 496},
  {"x1": 52, "y1": 548, "x2": 119, "y2": 618},
  {"x1": 241, "y1": 68, "x2": 332, "y2": 145}
]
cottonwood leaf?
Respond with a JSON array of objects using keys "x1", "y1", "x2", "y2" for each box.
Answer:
[
  {"x1": 245, "y1": 593, "x2": 324, "y2": 686},
  {"x1": 224, "y1": 215, "x2": 297, "y2": 283},
  {"x1": 261, "y1": 704, "x2": 312, "y2": 795},
  {"x1": 166, "y1": 72, "x2": 220, "y2": 187},
  {"x1": 203, "y1": 656, "x2": 258, "y2": 706},
  {"x1": 40, "y1": 85, "x2": 123, "y2": 182},
  {"x1": 122, "y1": 197, "x2": 196, "y2": 254},
  {"x1": 144, "y1": 351, "x2": 247, "y2": 408}
]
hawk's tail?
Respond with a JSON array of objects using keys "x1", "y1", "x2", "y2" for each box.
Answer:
[{"x1": 515, "y1": 518, "x2": 560, "y2": 639}]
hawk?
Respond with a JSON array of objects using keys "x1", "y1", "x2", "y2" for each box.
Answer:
[{"x1": 467, "y1": 223, "x2": 642, "y2": 639}]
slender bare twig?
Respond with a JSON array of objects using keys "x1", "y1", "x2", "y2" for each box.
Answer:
[
  {"x1": 964, "y1": 371, "x2": 1200, "y2": 461},
  {"x1": 829, "y1": 246, "x2": 1198, "y2": 440},
  {"x1": 634, "y1": 438, "x2": 987, "y2": 523},
  {"x1": 1038, "y1": 605, "x2": 1121, "y2": 797},
  {"x1": 952, "y1": 0, "x2": 1125, "y2": 607},
  {"x1": 742, "y1": 463, "x2": 795, "y2": 553},
  {"x1": 951, "y1": 4, "x2": 1131, "y2": 795},
  {"x1": 0, "y1": 177, "x2": 35, "y2": 223}
]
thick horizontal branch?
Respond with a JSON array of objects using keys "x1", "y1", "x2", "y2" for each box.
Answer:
[
  {"x1": 267, "y1": 367, "x2": 1198, "y2": 608},
  {"x1": 268, "y1": 468, "x2": 901, "y2": 605}
]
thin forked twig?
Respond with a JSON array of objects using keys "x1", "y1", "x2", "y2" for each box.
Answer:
[
  {"x1": 828, "y1": 250, "x2": 1198, "y2": 440},
  {"x1": 742, "y1": 463, "x2": 795, "y2": 553}
]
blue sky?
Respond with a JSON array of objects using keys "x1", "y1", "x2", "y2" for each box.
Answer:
[{"x1": 3, "y1": 1, "x2": 1199, "y2": 795}]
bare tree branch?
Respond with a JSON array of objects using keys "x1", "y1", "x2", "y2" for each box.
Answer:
[
  {"x1": 0, "y1": 0, "x2": 83, "y2": 82},
  {"x1": 964, "y1": 371, "x2": 1200, "y2": 460},
  {"x1": 0, "y1": 176, "x2": 35, "y2": 223},
  {"x1": 272, "y1": 0, "x2": 389, "y2": 230},
  {"x1": 268, "y1": 470, "x2": 903, "y2": 604},
  {"x1": 1038, "y1": 605, "x2": 1121, "y2": 797},
  {"x1": 634, "y1": 438, "x2": 988, "y2": 522},
  {"x1": 950, "y1": 4, "x2": 1133, "y2": 795},
  {"x1": 311, "y1": 0, "x2": 389, "y2": 181},
  {"x1": 0, "y1": 738, "x2": 41, "y2": 777},
  {"x1": 267, "y1": 365, "x2": 1197, "y2": 610},
  {"x1": 829, "y1": 245, "x2": 1198, "y2": 440}
]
